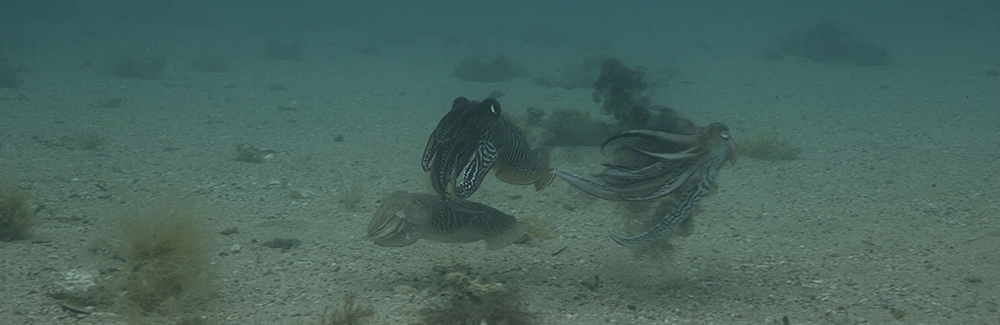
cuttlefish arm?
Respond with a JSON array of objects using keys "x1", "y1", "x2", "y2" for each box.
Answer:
[
  {"x1": 552, "y1": 169, "x2": 638, "y2": 201},
  {"x1": 609, "y1": 179, "x2": 711, "y2": 246},
  {"x1": 423, "y1": 97, "x2": 544, "y2": 198},
  {"x1": 422, "y1": 97, "x2": 471, "y2": 172},
  {"x1": 476, "y1": 112, "x2": 550, "y2": 192},
  {"x1": 367, "y1": 191, "x2": 527, "y2": 250},
  {"x1": 609, "y1": 127, "x2": 735, "y2": 246},
  {"x1": 600, "y1": 129, "x2": 703, "y2": 155},
  {"x1": 453, "y1": 136, "x2": 500, "y2": 198},
  {"x1": 553, "y1": 127, "x2": 711, "y2": 201},
  {"x1": 553, "y1": 159, "x2": 698, "y2": 202}
]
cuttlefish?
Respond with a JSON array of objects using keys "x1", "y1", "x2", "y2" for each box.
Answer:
[
  {"x1": 367, "y1": 191, "x2": 527, "y2": 250},
  {"x1": 553, "y1": 122, "x2": 736, "y2": 246},
  {"x1": 422, "y1": 97, "x2": 553, "y2": 198}
]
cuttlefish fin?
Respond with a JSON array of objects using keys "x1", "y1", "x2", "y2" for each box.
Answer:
[
  {"x1": 484, "y1": 221, "x2": 528, "y2": 250},
  {"x1": 495, "y1": 147, "x2": 555, "y2": 191}
]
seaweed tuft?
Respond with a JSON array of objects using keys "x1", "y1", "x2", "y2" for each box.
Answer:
[
  {"x1": 75, "y1": 130, "x2": 105, "y2": 150},
  {"x1": 0, "y1": 182, "x2": 33, "y2": 241},
  {"x1": 420, "y1": 271, "x2": 537, "y2": 325},
  {"x1": 738, "y1": 130, "x2": 800, "y2": 160},
  {"x1": 339, "y1": 179, "x2": 364, "y2": 210},
  {"x1": 234, "y1": 143, "x2": 264, "y2": 163},
  {"x1": 420, "y1": 290, "x2": 537, "y2": 325},
  {"x1": 106, "y1": 196, "x2": 216, "y2": 314},
  {"x1": 592, "y1": 58, "x2": 651, "y2": 129},
  {"x1": 319, "y1": 291, "x2": 375, "y2": 325}
]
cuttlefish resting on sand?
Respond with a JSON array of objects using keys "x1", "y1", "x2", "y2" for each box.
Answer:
[
  {"x1": 367, "y1": 191, "x2": 527, "y2": 250},
  {"x1": 553, "y1": 122, "x2": 736, "y2": 246},
  {"x1": 422, "y1": 97, "x2": 553, "y2": 198}
]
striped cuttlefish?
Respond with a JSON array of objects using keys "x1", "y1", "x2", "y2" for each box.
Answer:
[
  {"x1": 367, "y1": 191, "x2": 527, "y2": 250},
  {"x1": 553, "y1": 122, "x2": 736, "y2": 246}
]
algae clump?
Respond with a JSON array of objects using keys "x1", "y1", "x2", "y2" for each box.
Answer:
[
  {"x1": 0, "y1": 182, "x2": 33, "y2": 241},
  {"x1": 738, "y1": 130, "x2": 801, "y2": 160},
  {"x1": 109, "y1": 196, "x2": 216, "y2": 314},
  {"x1": 319, "y1": 291, "x2": 375, "y2": 325}
]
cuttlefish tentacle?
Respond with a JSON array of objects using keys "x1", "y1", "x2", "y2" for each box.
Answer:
[
  {"x1": 610, "y1": 138, "x2": 732, "y2": 246},
  {"x1": 614, "y1": 158, "x2": 710, "y2": 202},
  {"x1": 595, "y1": 158, "x2": 701, "y2": 201},
  {"x1": 600, "y1": 129, "x2": 703, "y2": 152},
  {"x1": 554, "y1": 159, "x2": 698, "y2": 202},
  {"x1": 553, "y1": 122, "x2": 735, "y2": 246},
  {"x1": 609, "y1": 172, "x2": 713, "y2": 246},
  {"x1": 555, "y1": 125, "x2": 718, "y2": 201},
  {"x1": 422, "y1": 97, "x2": 470, "y2": 172},
  {"x1": 551, "y1": 169, "x2": 632, "y2": 201},
  {"x1": 620, "y1": 147, "x2": 698, "y2": 161}
]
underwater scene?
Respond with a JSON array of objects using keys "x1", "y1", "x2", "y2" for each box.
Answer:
[{"x1": 1, "y1": 1, "x2": 998, "y2": 324}]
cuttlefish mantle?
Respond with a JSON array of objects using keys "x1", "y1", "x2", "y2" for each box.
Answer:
[{"x1": 367, "y1": 191, "x2": 528, "y2": 250}]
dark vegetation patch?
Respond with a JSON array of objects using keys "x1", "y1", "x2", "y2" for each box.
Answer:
[
  {"x1": 765, "y1": 19, "x2": 891, "y2": 66},
  {"x1": 452, "y1": 55, "x2": 527, "y2": 83},
  {"x1": 528, "y1": 108, "x2": 617, "y2": 147},
  {"x1": 264, "y1": 40, "x2": 304, "y2": 61},
  {"x1": 592, "y1": 58, "x2": 691, "y2": 131},
  {"x1": 521, "y1": 57, "x2": 694, "y2": 147},
  {"x1": 592, "y1": 58, "x2": 652, "y2": 129}
]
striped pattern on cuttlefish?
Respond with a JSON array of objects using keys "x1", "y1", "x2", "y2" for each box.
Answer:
[
  {"x1": 367, "y1": 191, "x2": 527, "y2": 250},
  {"x1": 422, "y1": 97, "x2": 552, "y2": 198},
  {"x1": 553, "y1": 122, "x2": 736, "y2": 246}
]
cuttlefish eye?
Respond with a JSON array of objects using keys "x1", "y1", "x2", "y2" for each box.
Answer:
[
  {"x1": 490, "y1": 102, "x2": 501, "y2": 115},
  {"x1": 719, "y1": 130, "x2": 731, "y2": 140}
]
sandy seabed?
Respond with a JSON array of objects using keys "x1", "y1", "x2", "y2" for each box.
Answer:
[{"x1": 1, "y1": 26, "x2": 999, "y2": 325}]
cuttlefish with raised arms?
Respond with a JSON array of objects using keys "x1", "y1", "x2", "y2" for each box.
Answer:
[
  {"x1": 422, "y1": 97, "x2": 553, "y2": 198},
  {"x1": 367, "y1": 191, "x2": 528, "y2": 250},
  {"x1": 553, "y1": 122, "x2": 736, "y2": 246}
]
